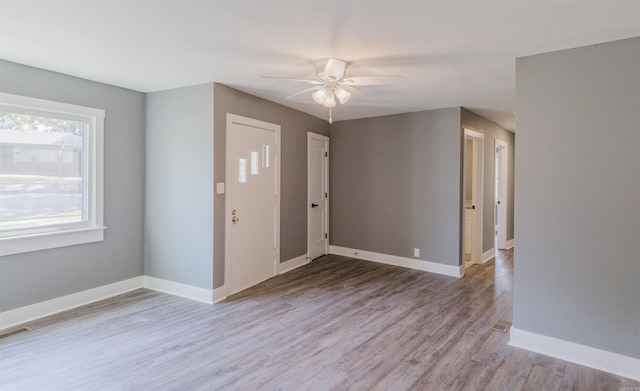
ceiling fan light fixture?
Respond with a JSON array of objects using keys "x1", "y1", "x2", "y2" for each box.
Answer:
[
  {"x1": 322, "y1": 93, "x2": 336, "y2": 108},
  {"x1": 335, "y1": 87, "x2": 351, "y2": 104},
  {"x1": 312, "y1": 88, "x2": 328, "y2": 104},
  {"x1": 263, "y1": 57, "x2": 405, "y2": 124}
]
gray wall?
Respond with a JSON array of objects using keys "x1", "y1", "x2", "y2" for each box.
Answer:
[
  {"x1": 0, "y1": 61, "x2": 145, "y2": 312},
  {"x1": 461, "y1": 109, "x2": 515, "y2": 252},
  {"x1": 213, "y1": 84, "x2": 329, "y2": 288},
  {"x1": 329, "y1": 108, "x2": 463, "y2": 266},
  {"x1": 145, "y1": 84, "x2": 214, "y2": 289},
  {"x1": 514, "y1": 37, "x2": 640, "y2": 358}
]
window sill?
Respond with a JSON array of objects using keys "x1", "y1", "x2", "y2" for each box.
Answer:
[{"x1": 0, "y1": 227, "x2": 106, "y2": 256}]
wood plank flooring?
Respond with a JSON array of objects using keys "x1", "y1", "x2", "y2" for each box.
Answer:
[{"x1": 1, "y1": 250, "x2": 638, "y2": 390}]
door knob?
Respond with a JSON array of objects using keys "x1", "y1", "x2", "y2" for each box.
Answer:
[
  {"x1": 232, "y1": 209, "x2": 239, "y2": 223},
  {"x1": 311, "y1": 203, "x2": 319, "y2": 208}
]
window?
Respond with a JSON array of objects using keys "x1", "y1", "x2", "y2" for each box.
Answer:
[{"x1": 0, "y1": 93, "x2": 105, "y2": 256}]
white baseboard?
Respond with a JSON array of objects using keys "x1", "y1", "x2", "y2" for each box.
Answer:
[
  {"x1": 213, "y1": 285, "x2": 227, "y2": 303},
  {"x1": 506, "y1": 238, "x2": 514, "y2": 250},
  {"x1": 0, "y1": 275, "x2": 223, "y2": 331},
  {"x1": 143, "y1": 276, "x2": 213, "y2": 305},
  {"x1": 0, "y1": 276, "x2": 144, "y2": 332},
  {"x1": 330, "y1": 245, "x2": 462, "y2": 278},
  {"x1": 482, "y1": 248, "x2": 495, "y2": 263},
  {"x1": 277, "y1": 254, "x2": 310, "y2": 275},
  {"x1": 213, "y1": 255, "x2": 309, "y2": 303},
  {"x1": 510, "y1": 327, "x2": 640, "y2": 381}
]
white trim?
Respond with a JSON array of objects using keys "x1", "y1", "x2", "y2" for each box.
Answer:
[
  {"x1": 0, "y1": 227, "x2": 105, "y2": 256},
  {"x1": 0, "y1": 276, "x2": 226, "y2": 331},
  {"x1": 330, "y1": 245, "x2": 462, "y2": 278},
  {"x1": 277, "y1": 254, "x2": 310, "y2": 275},
  {"x1": 307, "y1": 132, "x2": 330, "y2": 261},
  {"x1": 213, "y1": 286, "x2": 227, "y2": 303},
  {"x1": 481, "y1": 247, "x2": 495, "y2": 263},
  {"x1": 495, "y1": 139, "x2": 509, "y2": 250},
  {"x1": 225, "y1": 113, "x2": 281, "y2": 297},
  {"x1": 0, "y1": 276, "x2": 143, "y2": 331},
  {"x1": 0, "y1": 93, "x2": 105, "y2": 256},
  {"x1": 143, "y1": 276, "x2": 213, "y2": 305},
  {"x1": 506, "y1": 238, "x2": 514, "y2": 250},
  {"x1": 510, "y1": 327, "x2": 640, "y2": 381},
  {"x1": 214, "y1": 255, "x2": 310, "y2": 303},
  {"x1": 463, "y1": 129, "x2": 484, "y2": 266}
]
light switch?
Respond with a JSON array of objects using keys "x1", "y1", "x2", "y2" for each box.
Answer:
[{"x1": 216, "y1": 182, "x2": 225, "y2": 194}]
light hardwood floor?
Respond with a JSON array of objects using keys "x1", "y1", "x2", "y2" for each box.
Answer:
[{"x1": 1, "y1": 250, "x2": 638, "y2": 390}]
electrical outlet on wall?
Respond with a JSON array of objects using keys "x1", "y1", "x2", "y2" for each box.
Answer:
[{"x1": 414, "y1": 248, "x2": 420, "y2": 257}]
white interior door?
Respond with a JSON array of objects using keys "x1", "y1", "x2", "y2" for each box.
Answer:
[
  {"x1": 225, "y1": 114, "x2": 280, "y2": 296},
  {"x1": 495, "y1": 139, "x2": 508, "y2": 250},
  {"x1": 464, "y1": 138, "x2": 476, "y2": 262},
  {"x1": 307, "y1": 132, "x2": 329, "y2": 261},
  {"x1": 463, "y1": 129, "x2": 484, "y2": 268}
]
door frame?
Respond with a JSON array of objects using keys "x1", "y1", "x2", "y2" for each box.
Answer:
[
  {"x1": 495, "y1": 139, "x2": 508, "y2": 250},
  {"x1": 463, "y1": 128, "x2": 484, "y2": 267},
  {"x1": 224, "y1": 113, "x2": 281, "y2": 295},
  {"x1": 307, "y1": 132, "x2": 329, "y2": 259}
]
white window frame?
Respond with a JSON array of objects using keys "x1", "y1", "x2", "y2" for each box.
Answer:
[{"x1": 0, "y1": 93, "x2": 105, "y2": 256}]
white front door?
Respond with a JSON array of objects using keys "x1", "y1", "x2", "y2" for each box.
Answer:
[
  {"x1": 307, "y1": 132, "x2": 329, "y2": 261},
  {"x1": 225, "y1": 114, "x2": 280, "y2": 296}
]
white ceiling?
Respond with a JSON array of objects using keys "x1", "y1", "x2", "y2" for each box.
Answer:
[{"x1": 1, "y1": 1, "x2": 639, "y2": 131}]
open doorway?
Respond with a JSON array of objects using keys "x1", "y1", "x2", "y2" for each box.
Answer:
[{"x1": 463, "y1": 129, "x2": 484, "y2": 270}]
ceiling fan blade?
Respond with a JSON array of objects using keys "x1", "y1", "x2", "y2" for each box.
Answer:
[
  {"x1": 286, "y1": 86, "x2": 321, "y2": 99},
  {"x1": 261, "y1": 75, "x2": 321, "y2": 85},
  {"x1": 341, "y1": 75, "x2": 406, "y2": 86},
  {"x1": 342, "y1": 85, "x2": 365, "y2": 98},
  {"x1": 324, "y1": 58, "x2": 347, "y2": 80}
]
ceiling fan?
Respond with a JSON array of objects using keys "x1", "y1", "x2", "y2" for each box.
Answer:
[{"x1": 261, "y1": 58, "x2": 405, "y2": 123}]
